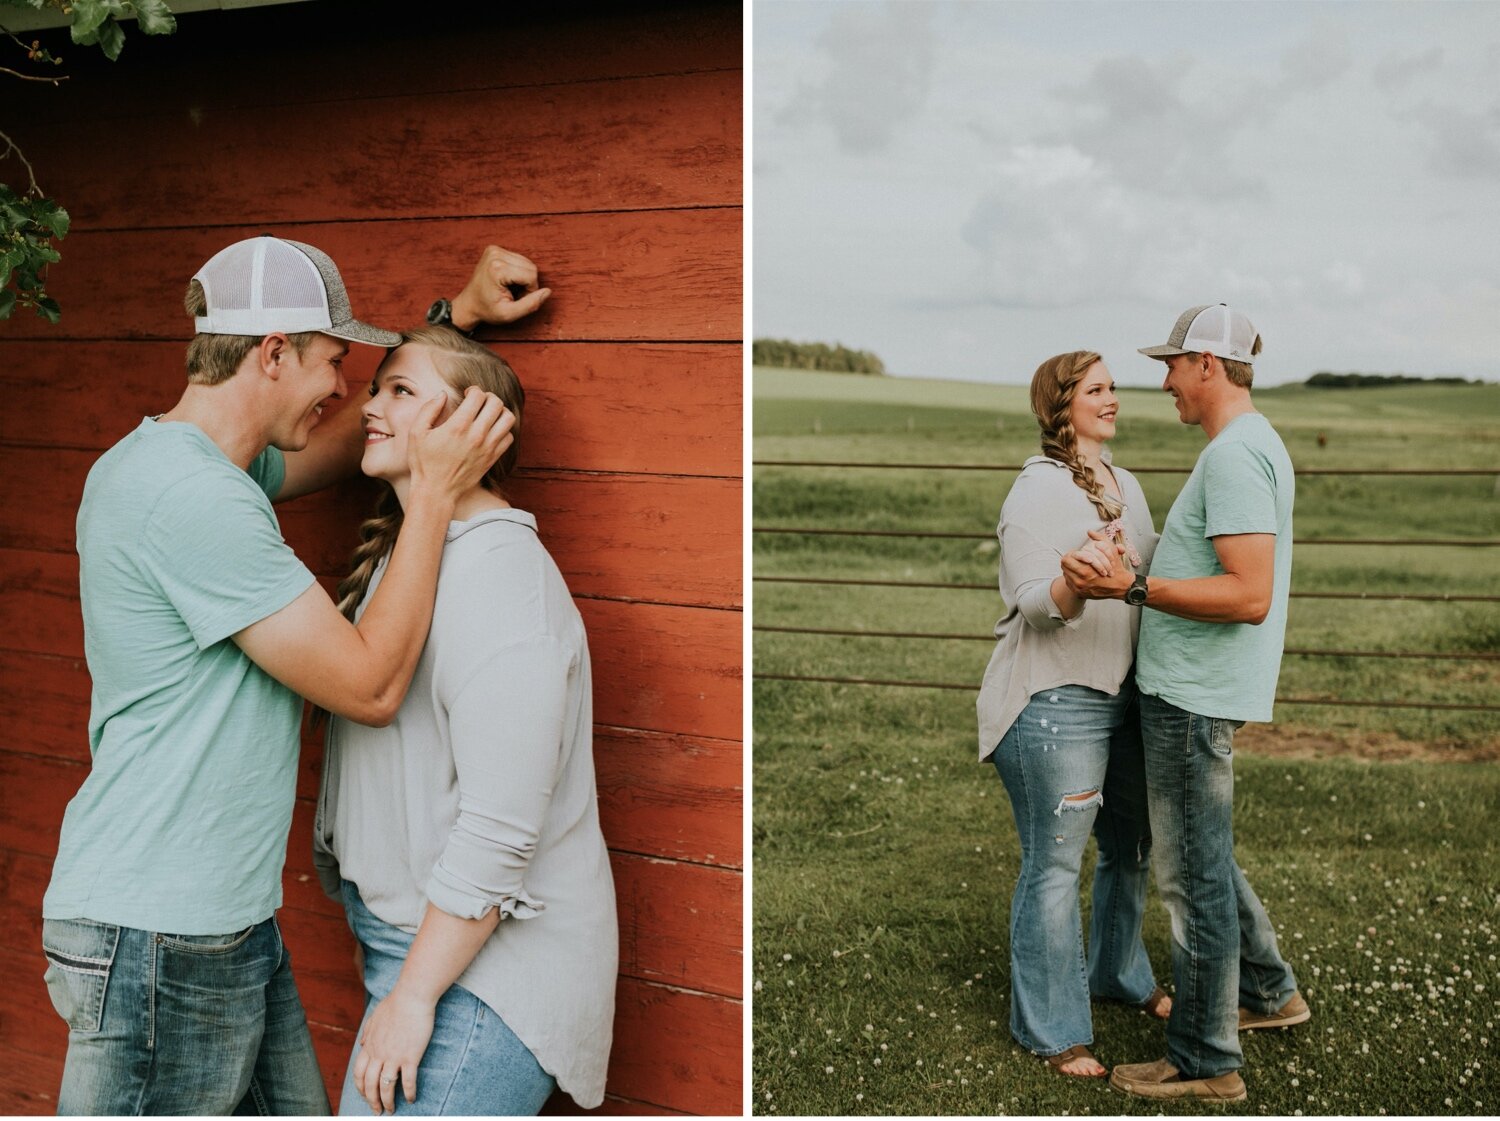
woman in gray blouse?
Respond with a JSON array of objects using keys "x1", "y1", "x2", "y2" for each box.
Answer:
[
  {"x1": 313, "y1": 327, "x2": 617, "y2": 1114},
  {"x1": 976, "y1": 351, "x2": 1169, "y2": 1077}
]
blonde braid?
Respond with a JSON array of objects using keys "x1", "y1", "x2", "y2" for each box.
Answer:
[
  {"x1": 310, "y1": 488, "x2": 402, "y2": 728},
  {"x1": 333, "y1": 487, "x2": 403, "y2": 622}
]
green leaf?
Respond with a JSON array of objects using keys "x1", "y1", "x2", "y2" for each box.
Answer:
[
  {"x1": 0, "y1": 289, "x2": 15, "y2": 320},
  {"x1": 35, "y1": 294, "x2": 61, "y2": 324},
  {"x1": 129, "y1": 0, "x2": 176, "y2": 36},
  {"x1": 42, "y1": 204, "x2": 70, "y2": 239},
  {"x1": 69, "y1": 0, "x2": 113, "y2": 39},
  {"x1": 95, "y1": 18, "x2": 126, "y2": 60},
  {"x1": 0, "y1": 0, "x2": 49, "y2": 11},
  {"x1": 27, "y1": 242, "x2": 61, "y2": 265}
]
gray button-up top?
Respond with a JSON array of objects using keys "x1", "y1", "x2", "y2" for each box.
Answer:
[
  {"x1": 976, "y1": 456, "x2": 1158, "y2": 760},
  {"x1": 314, "y1": 509, "x2": 617, "y2": 1108}
]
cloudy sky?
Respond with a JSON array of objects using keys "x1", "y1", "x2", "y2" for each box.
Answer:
[{"x1": 753, "y1": 1, "x2": 1500, "y2": 386}]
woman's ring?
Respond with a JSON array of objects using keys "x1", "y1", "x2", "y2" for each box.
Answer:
[{"x1": 381, "y1": 1076, "x2": 396, "y2": 1084}]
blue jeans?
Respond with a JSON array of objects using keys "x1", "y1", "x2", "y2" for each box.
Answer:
[
  {"x1": 1139, "y1": 692, "x2": 1298, "y2": 1078},
  {"x1": 990, "y1": 682, "x2": 1159, "y2": 1056},
  {"x1": 339, "y1": 882, "x2": 555, "y2": 1116},
  {"x1": 43, "y1": 914, "x2": 329, "y2": 1115}
]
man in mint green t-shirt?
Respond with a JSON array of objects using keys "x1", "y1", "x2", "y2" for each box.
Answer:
[
  {"x1": 1061, "y1": 305, "x2": 1305, "y2": 1104},
  {"x1": 41, "y1": 237, "x2": 547, "y2": 1115}
]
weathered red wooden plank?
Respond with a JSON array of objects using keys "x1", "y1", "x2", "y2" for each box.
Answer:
[
  {"x1": 0, "y1": 342, "x2": 742, "y2": 477},
  {"x1": 0, "y1": 1042, "x2": 62, "y2": 1115},
  {"x1": 0, "y1": 548, "x2": 741, "y2": 740},
  {"x1": 0, "y1": 849, "x2": 50, "y2": 960},
  {"x1": 578, "y1": 598, "x2": 742, "y2": 742},
  {"x1": 10, "y1": 4, "x2": 740, "y2": 125},
  {"x1": 592, "y1": 728, "x2": 743, "y2": 869},
  {"x1": 609, "y1": 977, "x2": 741, "y2": 1116},
  {"x1": 0, "y1": 753, "x2": 79, "y2": 859},
  {"x1": 9, "y1": 73, "x2": 739, "y2": 231},
  {"x1": 0, "y1": 650, "x2": 90, "y2": 762},
  {"x1": 0, "y1": 449, "x2": 740, "y2": 608},
  {"x1": 1, "y1": 211, "x2": 741, "y2": 343}
]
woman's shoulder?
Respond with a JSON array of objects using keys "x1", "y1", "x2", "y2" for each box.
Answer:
[
  {"x1": 1004, "y1": 456, "x2": 1076, "y2": 504},
  {"x1": 438, "y1": 513, "x2": 580, "y2": 642}
]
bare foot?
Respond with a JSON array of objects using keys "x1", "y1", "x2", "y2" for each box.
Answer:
[{"x1": 1046, "y1": 1045, "x2": 1107, "y2": 1077}]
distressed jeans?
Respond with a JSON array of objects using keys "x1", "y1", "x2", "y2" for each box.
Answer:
[
  {"x1": 990, "y1": 682, "x2": 1159, "y2": 1056},
  {"x1": 1140, "y1": 692, "x2": 1298, "y2": 1078},
  {"x1": 42, "y1": 914, "x2": 329, "y2": 1115}
]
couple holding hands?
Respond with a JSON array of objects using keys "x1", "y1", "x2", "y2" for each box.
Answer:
[
  {"x1": 40, "y1": 237, "x2": 615, "y2": 1116},
  {"x1": 978, "y1": 305, "x2": 1310, "y2": 1103}
]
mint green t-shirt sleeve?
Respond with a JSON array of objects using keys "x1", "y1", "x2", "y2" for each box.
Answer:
[
  {"x1": 245, "y1": 446, "x2": 286, "y2": 500},
  {"x1": 139, "y1": 469, "x2": 316, "y2": 650},
  {"x1": 1202, "y1": 441, "x2": 1278, "y2": 539}
]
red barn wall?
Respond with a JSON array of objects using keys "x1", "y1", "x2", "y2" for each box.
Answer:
[{"x1": 0, "y1": 4, "x2": 742, "y2": 1114}]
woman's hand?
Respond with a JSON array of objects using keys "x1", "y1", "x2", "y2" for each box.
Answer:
[{"x1": 353, "y1": 986, "x2": 437, "y2": 1114}]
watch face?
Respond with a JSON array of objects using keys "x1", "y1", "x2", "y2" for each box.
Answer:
[{"x1": 1126, "y1": 578, "x2": 1148, "y2": 605}]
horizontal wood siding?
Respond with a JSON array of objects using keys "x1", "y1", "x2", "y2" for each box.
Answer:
[{"x1": 0, "y1": 3, "x2": 741, "y2": 1114}]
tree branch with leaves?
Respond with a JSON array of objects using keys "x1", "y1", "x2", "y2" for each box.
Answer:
[{"x1": 1, "y1": 0, "x2": 176, "y2": 321}]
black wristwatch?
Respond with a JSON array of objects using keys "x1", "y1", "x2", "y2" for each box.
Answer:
[
  {"x1": 1124, "y1": 574, "x2": 1149, "y2": 607},
  {"x1": 425, "y1": 298, "x2": 473, "y2": 336}
]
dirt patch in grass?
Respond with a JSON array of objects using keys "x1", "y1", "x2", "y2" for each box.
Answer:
[{"x1": 1237, "y1": 722, "x2": 1499, "y2": 763}]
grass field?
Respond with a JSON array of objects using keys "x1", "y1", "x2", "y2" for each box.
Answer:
[{"x1": 751, "y1": 369, "x2": 1500, "y2": 1115}]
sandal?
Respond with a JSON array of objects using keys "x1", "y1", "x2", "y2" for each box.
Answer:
[
  {"x1": 1044, "y1": 1044, "x2": 1107, "y2": 1078},
  {"x1": 1139, "y1": 985, "x2": 1172, "y2": 1020}
]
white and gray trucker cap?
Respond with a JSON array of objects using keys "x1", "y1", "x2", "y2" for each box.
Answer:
[
  {"x1": 1138, "y1": 303, "x2": 1260, "y2": 364},
  {"x1": 191, "y1": 235, "x2": 401, "y2": 347}
]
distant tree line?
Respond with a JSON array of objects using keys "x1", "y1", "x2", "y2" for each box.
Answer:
[
  {"x1": 753, "y1": 338, "x2": 886, "y2": 375},
  {"x1": 1305, "y1": 372, "x2": 1477, "y2": 388}
]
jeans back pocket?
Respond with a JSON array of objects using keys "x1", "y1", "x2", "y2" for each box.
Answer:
[{"x1": 42, "y1": 918, "x2": 121, "y2": 1034}]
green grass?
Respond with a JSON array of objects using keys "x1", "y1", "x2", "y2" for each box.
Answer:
[
  {"x1": 752, "y1": 369, "x2": 1500, "y2": 1114},
  {"x1": 751, "y1": 682, "x2": 1500, "y2": 1116}
]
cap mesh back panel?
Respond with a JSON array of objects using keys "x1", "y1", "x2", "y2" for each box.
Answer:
[
  {"x1": 261, "y1": 240, "x2": 326, "y2": 311},
  {"x1": 205, "y1": 241, "x2": 256, "y2": 310}
]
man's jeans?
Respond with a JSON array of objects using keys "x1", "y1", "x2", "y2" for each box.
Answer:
[
  {"x1": 42, "y1": 914, "x2": 330, "y2": 1115},
  {"x1": 991, "y1": 683, "x2": 1159, "y2": 1057},
  {"x1": 1140, "y1": 692, "x2": 1298, "y2": 1078}
]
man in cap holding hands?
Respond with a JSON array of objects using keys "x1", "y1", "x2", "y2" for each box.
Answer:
[
  {"x1": 1060, "y1": 304, "x2": 1308, "y2": 1102},
  {"x1": 40, "y1": 236, "x2": 546, "y2": 1114}
]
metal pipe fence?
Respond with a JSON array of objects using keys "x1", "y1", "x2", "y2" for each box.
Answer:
[{"x1": 754, "y1": 460, "x2": 1500, "y2": 715}]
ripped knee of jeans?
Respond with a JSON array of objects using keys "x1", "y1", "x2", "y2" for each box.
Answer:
[{"x1": 1052, "y1": 789, "x2": 1103, "y2": 818}]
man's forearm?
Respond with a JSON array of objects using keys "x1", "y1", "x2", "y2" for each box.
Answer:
[
  {"x1": 1140, "y1": 573, "x2": 1271, "y2": 625},
  {"x1": 343, "y1": 486, "x2": 457, "y2": 722}
]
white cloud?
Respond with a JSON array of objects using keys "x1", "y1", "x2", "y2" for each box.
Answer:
[{"x1": 775, "y1": 1, "x2": 938, "y2": 155}]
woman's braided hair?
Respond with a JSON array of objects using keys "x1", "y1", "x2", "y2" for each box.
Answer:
[{"x1": 1028, "y1": 350, "x2": 1122, "y2": 522}]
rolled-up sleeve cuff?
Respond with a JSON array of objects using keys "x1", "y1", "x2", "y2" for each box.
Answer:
[
  {"x1": 1016, "y1": 582, "x2": 1081, "y2": 631},
  {"x1": 425, "y1": 867, "x2": 546, "y2": 922}
]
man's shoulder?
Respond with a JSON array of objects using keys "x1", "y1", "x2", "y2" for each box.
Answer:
[{"x1": 90, "y1": 423, "x2": 262, "y2": 508}]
